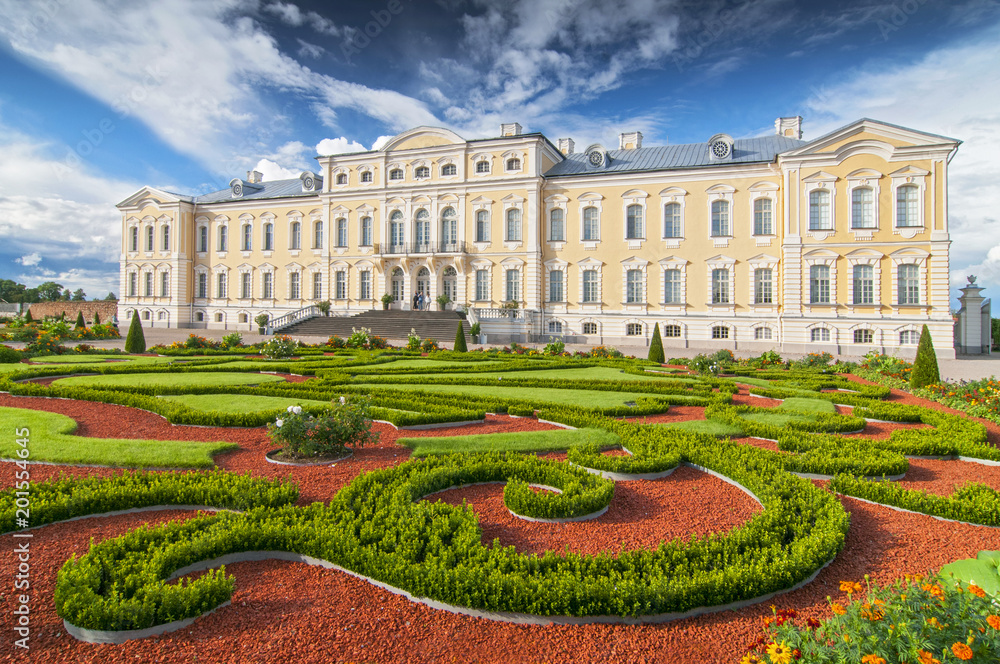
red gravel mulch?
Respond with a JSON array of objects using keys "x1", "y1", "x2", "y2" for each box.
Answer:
[{"x1": 2, "y1": 382, "x2": 1000, "y2": 663}]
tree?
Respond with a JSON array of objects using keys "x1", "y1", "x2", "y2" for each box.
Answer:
[
  {"x1": 93, "y1": 311, "x2": 101, "y2": 325},
  {"x1": 61, "y1": 289, "x2": 71, "y2": 301},
  {"x1": 648, "y1": 322, "x2": 665, "y2": 364},
  {"x1": 74, "y1": 311, "x2": 86, "y2": 329},
  {"x1": 71, "y1": 289, "x2": 86, "y2": 301},
  {"x1": 104, "y1": 292, "x2": 118, "y2": 301},
  {"x1": 35, "y1": 281, "x2": 64, "y2": 302},
  {"x1": 24, "y1": 308, "x2": 34, "y2": 323},
  {"x1": 124, "y1": 313, "x2": 146, "y2": 353},
  {"x1": 454, "y1": 321, "x2": 468, "y2": 352},
  {"x1": 910, "y1": 324, "x2": 941, "y2": 389},
  {"x1": 0, "y1": 279, "x2": 27, "y2": 303}
]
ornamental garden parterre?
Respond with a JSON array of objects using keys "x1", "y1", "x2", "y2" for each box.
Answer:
[{"x1": 0, "y1": 331, "x2": 998, "y2": 663}]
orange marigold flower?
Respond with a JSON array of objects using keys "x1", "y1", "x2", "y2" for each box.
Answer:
[
  {"x1": 831, "y1": 602, "x2": 846, "y2": 615},
  {"x1": 917, "y1": 651, "x2": 941, "y2": 664},
  {"x1": 926, "y1": 617, "x2": 942, "y2": 629},
  {"x1": 951, "y1": 642, "x2": 974, "y2": 660},
  {"x1": 840, "y1": 581, "x2": 863, "y2": 595},
  {"x1": 968, "y1": 584, "x2": 986, "y2": 598},
  {"x1": 987, "y1": 615, "x2": 1000, "y2": 629},
  {"x1": 861, "y1": 655, "x2": 887, "y2": 664}
]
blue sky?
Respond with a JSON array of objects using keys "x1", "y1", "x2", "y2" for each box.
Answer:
[{"x1": 0, "y1": 0, "x2": 998, "y2": 305}]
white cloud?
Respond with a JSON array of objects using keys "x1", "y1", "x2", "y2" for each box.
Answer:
[
  {"x1": 296, "y1": 39, "x2": 325, "y2": 59},
  {"x1": 262, "y1": 1, "x2": 346, "y2": 37},
  {"x1": 316, "y1": 137, "x2": 367, "y2": 156},
  {"x1": 15, "y1": 252, "x2": 41, "y2": 266},
  {"x1": 252, "y1": 158, "x2": 300, "y2": 181},
  {"x1": 370, "y1": 135, "x2": 393, "y2": 151}
]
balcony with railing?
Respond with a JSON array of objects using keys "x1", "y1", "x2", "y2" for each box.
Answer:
[{"x1": 376, "y1": 241, "x2": 468, "y2": 255}]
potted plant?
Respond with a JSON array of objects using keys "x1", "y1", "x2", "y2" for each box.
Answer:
[
  {"x1": 316, "y1": 300, "x2": 331, "y2": 316},
  {"x1": 254, "y1": 313, "x2": 270, "y2": 335},
  {"x1": 381, "y1": 293, "x2": 394, "y2": 310},
  {"x1": 470, "y1": 322, "x2": 481, "y2": 344},
  {"x1": 436, "y1": 293, "x2": 451, "y2": 311}
]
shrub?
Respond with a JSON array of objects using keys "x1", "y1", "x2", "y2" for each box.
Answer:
[
  {"x1": 74, "y1": 311, "x2": 85, "y2": 329},
  {"x1": 588, "y1": 345, "x2": 623, "y2": 359},
  {"x1": 221, "y1": 332, "x2": 243, "y2": 350},
  {"x1": 0, "y1": 345, "x2": 23, "y2": 363},
  {"x1": 689, "y1": 354, "x2": 720, "y2": 375},
  {"x1": 24, "y1": 309, "x2": 33, "y2": 323},
  {"x1": 262, "y1": 335, "x2": 297, "y2": 359},
  {"x1": 268, "y1": 398, "x2": 378, "y2": 458},
  {"x1": 454, "y1": 322, "x2": 468, "y2": 352},
  {"x1": 326, "y1": 335, "x2": 346, "y2": 349},
  {"x1": 648, "y1": 322, "x2": 665, "y2": 364},
  {"x1": 27, "y1": 331, "x2": 63, "y2": 355},
  {"x1": 74, "y1": 344, "x2": 93, "y2": 353},
  {"x1": 316, "y1": 300, "x2": 331, "y2": 316},
  {"x1": 93, "y1": 311, "x2": 101, "y2": 325},
  {"x1": 470, "y1": 322, "x2": 481, "y2": 338},
  {"x1": 421, "y1": 337, "x2": 439, "y2": 353},
  {"x1": 254, "y1": 313, "x2": 270, "y2": 330},
  {"x1": 124, "y1": 313, "x2": 146, "y2": 353},
  {"x1": 910, "y1": 324, "x2": 940, "y2": 389},
  {"x1": 792, "y1": 352, "x2": 834, "y2": 369},
  {"x1": 184, "y1": 334, "x2": 216, "y2": 349},
  {"x1": 407, "y1": 328, "x2": 421, "y2": 351}
]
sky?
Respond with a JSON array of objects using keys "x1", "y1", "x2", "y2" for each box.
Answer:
[{"x1": 0, "y1": 0, "x2": 998, "y2": 305}]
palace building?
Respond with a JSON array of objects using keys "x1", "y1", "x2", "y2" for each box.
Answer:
[{"x1": 116, "y1": 117, "x2": 960, "y2": 358}]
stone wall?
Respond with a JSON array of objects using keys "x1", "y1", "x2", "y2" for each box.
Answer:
[{"x1": 25, "y1": 301, "x2": 120, "y2": 324}]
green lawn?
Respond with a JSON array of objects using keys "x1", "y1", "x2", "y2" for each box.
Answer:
[
  {"x1": 390, "y1": 365, "x2": 702, "y2": 383},
  {"x1": 361, "y1": 358, "x2": 504, "y2": 370},
  {"x1": 0, "y1": 407, "x2": 235, "y2": 468},
  {"x1": 27, "y1": 355, "x2": 134, "y2": 364},
  {"x1": 53, "y1": 372, "x2": 288, "y2": 389},
  {"x1": 351, "y1": 382, "x2": 661, "y2": 409},
  {"x1": 737, "y1": 398, "x2": 838, "y2": 428},
  {"x1": 400, "y1": 427, "x2": 618, "y2": 457},
  {"x1": 780, "y1": 397, "x2": 836, "y2": 414},
  {"x1": 159, "y1": 394, "x2": 331, "y2": 413},
  {"x1": 657, "y1": 419, "x2": 744, "y2": 437}
]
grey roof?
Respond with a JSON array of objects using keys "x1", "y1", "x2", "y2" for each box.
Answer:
[
  {"x1": 544, "y1": 135, "x2": 806, "y2": 177},
  {"x1": 194, "y1": 178, "x2": 320, "y2": 204}
]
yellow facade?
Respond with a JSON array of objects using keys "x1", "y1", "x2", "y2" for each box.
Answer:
[{"x1": 117, "y1": 118, "x2": 960, "y2": 357}]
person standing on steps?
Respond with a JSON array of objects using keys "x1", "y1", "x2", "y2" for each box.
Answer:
[{"x1": 413, "y1": 293, "x2": 419, "y2": 311}]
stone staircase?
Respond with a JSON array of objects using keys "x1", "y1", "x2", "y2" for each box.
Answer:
[{"x1": 279, "y1": 309, "x2": 465, "y2": 342}]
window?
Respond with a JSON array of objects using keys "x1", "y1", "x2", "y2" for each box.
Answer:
[
  {"x1": 263, "y1": 223, "x2": 273, "y2": 251},
  {"x1": 900, "y1": 330, "x2": 919, "y2": 345},
  {"x1": 626, "y1": 269, "x2": 643, "y2": 303},
  {"x1": 242, "y1": 224, "x2": 252, "y2": 251},
  {"x1": 851, "y1": 188, "x2": 874, "y2": 229},
  {"x1": 239, "y1": 313, "x2": 247, "y2": 324},
  {"x1": 441, "y1": 163, "x2": 457, "y2": 176},
  {"x1": 583, "y1": 207, "x2": 599, "y2": 241},
  {"x1": 262, "y1": 272, "x2": 273, "y2": 299},
  {"x1": 441, "y1": 207, "x2": 457, "y2": 247},
  {"x1": 360, "y1": 170, "x2": 373, "y2": 183},
  {"x1": 582, "y1": 322, "x2": 598, "y2": 335},
  {"x1": 472, "y1": 210, "x2": 489, "y2": 243},
  {"x1": 809, "y1": 190, "x2": 832, "y2": 230},
  {"x1": 505, "y1": 208, "x2": 521, "y2": 242},
  {"x1": 359, "y1": 270, "x2": 371, "y2": 300},
  {"x1": 810, "y1": 265, "x2": 831, "y2": 304},
  {"x1": 664, "y1": 269, "x2": 681, "y2": 304},
  {"x1": 754, "y1": 268, "x2": 773, "y2": 304},
  {"x1": 144, "y1": 311, "x2": 151, "y2": 320},
  {"x1": 897, "y1": 185, "x2": 919, "y2": 227},
  {"x1": 549, "y1": 208, "x2": 565, "y2": 241},
  {"x1": 711, "y1": 200, "x2": 730, "y2": 236},
  {"x1": 128, "y1": 273, "x2": 137, "y2": 297},
  {"x1": 811, "y1": 328, "x2": 830, "y2": 342},
  {"x1": 505, "y1": 269, "x2": 519, "y2": 302},
  {"x1": 336, "y1": 173, "x2": 347, "y2": 185},
  {"x1": 162, "y1": 225, "x2": 170, "y2": 251},
  {"x1": 664, "y1": 324, "x2": 681, "y2": 338},
  {"x1": 626, "y1": 323, "x2": 643, "y2": 336},
  {"x1": 314, "y1": 220, "x2": 324, "y2": 249},
  {"x1": 197, "y1": 226, "x2": 208, "y2": 253},
  {"x1": 753, "y1": 199, "x2": 773, "y2": 235},
  {"x1": 475, "y1": 160, "x2": 489, "y2": 174},
  {"x1": 712, "y1": 326, "x2": 730, "y2": 339},
  {"x1": 626, "y1": 204, "x2": 644, "y2": 239},
  {"x1": 754, "y1": 327, "x2": 772, "y2": 340},
  {"x1": 898, "y1": 264, "x2": 920, "y2": 305},
  {"x1": 414, "y1": 166, "x2": 430, "y2": 179},
  {"x1": 197, "y1": 273, "x2": 207, "y2": 299},
  {"x1": 335, "y1": 272, "x2": 346, "y2": 299},
  {"x1": 336, "y1": 218, "x2": 347, "y2": 247},
  {"x1": 214, "y1": 312, "x2": 222, "y2": 323},
  {"x1": 389, "y1": 168, "x2": 403, "y2": 180},
  {"x1": 218, "y1": 226, "x2": 228, "y2": 252},
  {"x1": 582, "y1": 270, "x2": 599, "y2": 303},
  {"x1": 475, "y1": 269, "x2": 489, "y2": 301},
  {"x1": 711, "y1": 268, "x2": 730, "y2": 304},
  {"x1": 506, "y1": 158, "x2": 520, "y2": 171},
  {"x1": 289, "y1": 221, "x2": 301, "y2": 250},
  {"x1": 548, "y1": 321, "x2": 562, "y2": 334},
  {"x1": 145, "y1": 226, "x2": 154, "y2": 251},
  {"x1": 663, "y1": 203, "x2": 682, "y2": 238},
  {"x1": 853, "y1": 265, "x2": 874, "y2": 305},
  {"x1": 196, "y1": 311, "x2": 204, "y2": 322},
  {"x1": 390, "y1": 210, "x2": 405, "y2": 247},
  {"x1": 160, "y1": 272, "x2": 169, "y2": 297},
  {"x1": 130, "y1": 227, "x2": 139, "y2": 252},
  {"x1": 144, "y1": 273, "x2": 153, "y2": 297},
  {"x1": 854, "y1": 329, "x2": 874, "y2": 344},
  {"x1": 240, "y1": 273, "x2": 251, "y2": 299},
  {"x1": 216, "y1": 273, "x2": 227, "y2": 298},
  {"x1": 415, "y1": 209, "x2": 431, "y2": 247},
  {"x1": 549, "y1": 270, "x2": 563, "y2": 302},
  {"x1": 360, "y1": 217, "x2": 372, "y2": 246},
  {"x1": 289, "y1": 272, "x2": 300, "y2": 300},
  {"x1": 312, "y1": 272, "x2": 322, "y2": 299}
]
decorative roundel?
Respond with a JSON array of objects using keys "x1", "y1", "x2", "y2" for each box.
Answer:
[
  {"x1": 231, "y1": 182, "x2": 244, "y2": 197},
  {"x1": 711, "y1": 140, "x2": 731, "y2": 159},
  {"x1": 302, "y1": 176, "x2": 315, "y2": 191},
  {"x1": 588, "y1": 150, "x2": 605, "y2": 167}
]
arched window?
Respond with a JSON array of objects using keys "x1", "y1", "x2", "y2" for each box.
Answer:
[
  {"x1": 549, "y1": 208, "x2": 565, "y2": 242},
  {"x1": 130, "y1": 227, "x2": 139, "y2": 252},
  {"x1": 263, "y1": 222, "x2": 273, "y2": 251},
  {"x1": 505, "y1": 208, "x2": 521, "y2": 242},
  {"x1": 314, "y1": 220, "x2": 324, "y2": 249},
  {"x1": 389, "y1": 168, "x2": 403, "y2": 180},
  {"x1": 336, "y1": 173, "x2": 347, "y2": 185},
  {"x1": 663, "y1": 324, "x2": 681, "y2": 338},
  {"x1": 218, "y1": 225, "x2": 228, "y2": 252},
  {"x1": 810, "y1": 265, "x2": 831, "y2": 304},
  {"x1": 475, "y1": 160, "x2": 489, "y2": 174},
  {"x1": 626, "y1": 204, "x2": 643, "y2": 239},
  {"x1": 811, "y1": 328, "x2": 830, "y2": 342},
  {"x1": 441, "y1": 163, "x2": 457, "y2": 176},
  {"x1": 582, "y1": 270, "x2": 599, "y2": 303},
  {"x1": 441, "y1": 207, "x2": 457, "y2": 248},
  {"x1": 506, "y1": 157, "x2": 521, "y2": 171},
  {"x1": 196, "y1": 311, "x2": 204, "y2": 322},
  {"x1": 582, "y1": 207, "x2": 599, "y2": 241},
  {"x1": 390, "y1": 210, "x2": 405, "y2": 248},
  {"x1": 336, "y1": 218, "x2": 347, "y2": 247},
  {"x1": 663, "y1": 203, "x2": 681, "y2": 238},
  {"x1": 415, "y1": 209, "x2": 430, "y2": 247},
  {"x1": 851, "y1": 188, "x2": 874, "y2": 229},
  {"x1": 475, "y1": 210, "x2": 489, "y2": 242},
  {"x1": 360, "y1": 170, "x2": 373, "y2": 183},
  {"x1": 711, "y1": 325, "x2": 729, "y2": 339},
  {"x1": 241, "y1": 223, "x2": 252, "y2": 251},
  {"x1": 754, "y1": 327, "x2": 772, "y2": 340},
  {"x1": 711, "y1": 200, "x2": 730, "y2": 236},
  {"x1": 896, "y1": 185, "x2": 919, "y2": 227},
  {"x1": 626, "y1": 269, "x2": 643, "y2": 303},
  {"x1": 198, "y1": 226, "x2": 208, "y2": 253},
  {"x1": 900, "y1": 330, "x2": 919, "y2": 345},
  {"x1": 360, "y1": 216, "x2": 372, "y2": 246},
  {"x1": 289, "y1": 221, "x2": 301, "y2": 250},
  {"x1": 582, "y1": 321, "x2": 598, "y2": 335},
  {"x1": 854, "y1": 329, "x2": 874, "y2": 344},
  {"x1": 145, "y1": 226, "x2": 154, "y2": 251},
  {"x1": 414, "y1": 166, "x2": 430, "y2": 178},
  {"x1": 162, "y1": 225, "x2": 170, "y2": 251},
  {"x1": 809, "y1": 190, "x2": 831, "y2": 230},
  {"x1": 753, "y1": 199, "x2": 773, "y2": 235}
]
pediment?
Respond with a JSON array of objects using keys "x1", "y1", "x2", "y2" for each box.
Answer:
[{"x1": 381, "y1": 126, "x2": 466, "y2": 152}]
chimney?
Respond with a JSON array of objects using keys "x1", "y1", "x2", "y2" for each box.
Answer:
[
  {"x1": 247, "y1": 170, "x2": 264, "y2": 183},
  {"x1": 557, "y1": 138, "x2": 575, "y2": 155},
  {"x1": 775, "y1": 116, "x2": 803, "y2": 140},
  {"x1": 500, "y1": 122, "x2": 523, "y2": 137},
  {"x1": 619, "y1": 131, "x2": 643, "y2": 150}
]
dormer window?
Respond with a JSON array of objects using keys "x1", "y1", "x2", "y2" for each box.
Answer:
[
  {"x1": 475, "y1": 160, "x2": 490, "y2": 174},
  {"x1": 360, "y1": 171, "x2": 373, "y2": 183},
  {"x1": 336, "y1": 173, "x2": 348, "y2": 185},
  {"x1": 414, "y1": 166, "x2": 430, "y2": 179},
  {"x1": 708, "y1": 133, "x2": 734, "y2": 160},
  {"x1": 442, "y1": 163, "x2": 457, "y2": 176},
  {"x1": 506, "y1": 158, "x2": 521, "y2": 171},
  {"x1": 389, "y1": 168, "x2": 404, "y2": 180}
]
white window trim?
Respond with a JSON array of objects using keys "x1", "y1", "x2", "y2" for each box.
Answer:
[
  {"x1": 258, "y1": 264, "x2": 276, "y2": 301},
  {"x1": 845, "y1": 252, "x2": 883, "y2": 310},
  {"x1": 706, "y1": 185, "x2": 735, "y2": 247},
  {"x1": 706, "y1": 255, "x2": 736, "y2": 310},
  {"x1": 544, "y1": 194, "x2": 568, "y2": 248},
  {"x1": 471, "y1": 259, "x2": 493, "y2": 303},
  {"x1": 213, "y1": 265, "x2": 229, "y2": 300},
  {"x1": 748, "y1": 181, "x2": 779, "y2": 245},
  {"x1": 709, "y1": 321, "x2": 735, "y2": 341},
  {"x1": 622, "y1": 189, "x2": 648, "y2": 246},
  {"x1": 753, "y1": 323, "x2": 778, "y2": 341},
  {"x1": 802, "y1": 172, "x2": 838, "y2": 239},
  {"x1": 471, "y1": 153, "x2": 493, "y2": 177},
  {"x1": 807, "y1": 323, "x2": 835, "y2": 344},
  {"x1": 357, "y1": 165, "x2": 376, "y2": 186},
  {"x1": 658, "y1": 187, "x2": 687, "y2": 249},
  {"x1": 285, "y1": 264, "x2": 304, "y2": 302},
  {"x1": 660, "y1": 319, "x2": 686, "y2": 340},
  {"x1": 333, "y1": 167, "x2": 350, "y2": 188},
  {"x1": 411, "y1": 159, "x2": 432, "y2": 180},
  {"x1": 501, "y1": 195, "x2": 524, "y2": 249},
  {"x1": 543, "y1": 258, "x2": 568, "y2": 308},
  {"x1": 846, "y1": 169, "x2": 882, "y2": 238},
  {"x1": 658, "y1": 256, "x2": 688, "y2": 309},
  {"x1": 747, "y1": 254, "x2": 779, "y2": 310},
  {"x1": 890, "y1": 166, "x2": 929, "y2": 238},
  {"x1": 501, "y1": 150, "x2": 525, "y2": 174},
  {"x1": 848, "y1": 322, "x2": 881, "y2": 346},
  {"x1": 578, "y1": 193, "x2": 603, "y2": 248},
  {"x1": 438, "y1": 158, "x2": 458, "y2": 180},
  {"x1": 287, "y1": 213, "x2": 304, "y2": 254},
  {"x1": 387, "y1": 162, "x2": 406, "y2": 183},
  {"x1": 803, "y1": 251, "x2": 838, "y2": 310},
  {"x1": 889, "y1": 249, "x2": 929, "y2": 308},
  {"x1": 621, "y1": 257, "x2": 649, "y2": 311},
  {"x1": 577, "y1": 257, "x2": 604, "y2": 311}
]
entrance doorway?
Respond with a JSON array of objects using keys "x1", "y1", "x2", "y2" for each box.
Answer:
[{"x1": 442, "y1": 266, "x2": 457, "y2": 306}]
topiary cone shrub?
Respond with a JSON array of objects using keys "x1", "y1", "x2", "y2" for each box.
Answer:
[
  {"x1": 124, "y1": 313, "x2": 146, "y2": 354},
  {"x1": 75, "y1": 311, "x2": 86, "y2": 329},
  {"x1": 454, "y1": 321, "x2": 468, "y2": 352},
  {"x1": 648, "y1": 322, "x2": 665, "y2": 364},
  {"x1": 93, "y1": 311, "x2": 101, "y2": 325},
  {"x1": 910, "y1": 324, "x2": 940, "y2": 389},
  {"x1": 24, "y1": 309, "x2": 34, "y2": 323}
]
